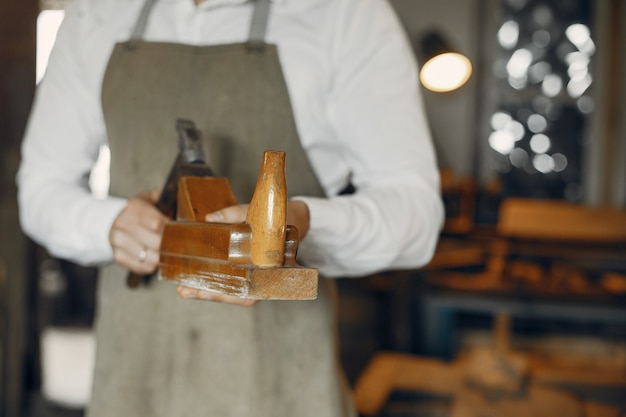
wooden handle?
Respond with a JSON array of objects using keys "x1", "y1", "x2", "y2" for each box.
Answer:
[
  {"x1": 246, "y1": 150, "x2": 287, "y2": 267},
  {"x1": 127, "y1": 271, "x2": 151, "y2": 288}
]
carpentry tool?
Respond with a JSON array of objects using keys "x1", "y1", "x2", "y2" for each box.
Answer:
[
  {"x1": 127, "y1": 119, "x2": 214, "y2": 288},
  {"x1": 127, "y1": 119, "x2": 318, "y2": 299},
  {"x1": 158, "y1": 149, "x2": 319, "y2": 300}
]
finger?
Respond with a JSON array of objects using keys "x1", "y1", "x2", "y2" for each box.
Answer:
[
  {"x1": 109, "y1": 190, "x2": 170, "y2": 274},
  {"x1": 145, "y1": 187, "x2": 163, "y2": 204},
  {"x1": 132, "y1": 202, "x2": 168, "y2": 233},
  {"x1": 115, "y1": 207, "x2": 166, "y2": 240},
  {"x1": 287, "y1": 200, "x2": 310, "y2": 239},
  {"x1": 113, "y1": 244, "x2": 158, "y2": 274},
  {"x1": 130, "y1": 223, "x2": 163, "y2": 252},
  {"x1": 176, "y1": 286, "x2": 258, "y2": 307},
  {"x1": 124, "y1": 246, "x2": 159, "y2": 271},
  {"x1": 110, "y1": 230, "x2": 159, "y2": 273},
  {"x1": 112, "y1": 219, "x2": 162, "y2": 253},
  {"x1": 110, "y1": 212, "x2": 162, "y2": 254},
  {"x1": 114, "y1": 200, "x2": 166, "y2": 246},
  {"x1": 205, "y1": 204, "x2": 249, "y2": 223}
]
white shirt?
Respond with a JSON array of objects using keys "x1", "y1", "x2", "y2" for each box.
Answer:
[{"x1": 18, "y1": 0, "x2": 443, "y2": 277}]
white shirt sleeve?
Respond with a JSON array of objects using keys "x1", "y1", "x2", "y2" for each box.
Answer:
[
  {"x1": 17, "y1": 0, "x2": 127, "y2": 265},
  {"x1": 295, "y1": 0, "x2": 444, "y2": 277}
]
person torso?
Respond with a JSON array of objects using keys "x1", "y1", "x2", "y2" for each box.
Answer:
[{"x1": 88, "y1": 1, "x2": 352, "y2": 416}]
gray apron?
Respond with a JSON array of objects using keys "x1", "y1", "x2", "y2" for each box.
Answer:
[{"x1": 91, "y1": 0, "x2": 353, "y2": 416}]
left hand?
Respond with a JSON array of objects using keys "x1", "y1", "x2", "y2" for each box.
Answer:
[
  {"x1": 176, "y1": 286, "x2": 258, "y2": 307},
  {"x1": 175, "y1": 201, "x2": 310, "y2": 304}
]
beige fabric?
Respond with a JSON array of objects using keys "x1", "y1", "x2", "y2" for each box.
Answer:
[{"x1": 89, "y1": 2, "x2": 353, "y2": 416}]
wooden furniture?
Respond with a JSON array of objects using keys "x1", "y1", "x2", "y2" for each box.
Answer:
[
  {"x1": 420, "y1": 198, "x2": 626, "y2": 359},
  {"x1": 427, "y1": 198, "x2": 626, "y2": 296},
  {"x1": 498, "y1": 198, "x2": 626, "y2": 243},
  {"x1": 352, "y1": 198, "x2": 626, "y2": 415},
  {"x1": 439, "y1": 169, "x2": 478, "y2": 235},
  {"x1": 353, "y1": 314, "x2": 626, "y2": 417},
  {"x1": 159, "y1": 150, "x2": 318, "y2": 300}
]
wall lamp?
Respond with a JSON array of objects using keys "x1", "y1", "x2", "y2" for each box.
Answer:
[{"x1": 416, "y1": 31, "x2": 472, "y2": 93}]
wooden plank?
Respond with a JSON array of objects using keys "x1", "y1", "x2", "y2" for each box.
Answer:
[
  {"x1": 353, "y1": 352, "x2": 461, "y2": 416},
  {"x1": 498, "y1": 198, "x2": 626, "y2": 243}
]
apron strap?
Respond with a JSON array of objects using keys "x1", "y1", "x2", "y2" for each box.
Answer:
[
  {"x1": 130, "y1": 0, "x2": 157, "y2": 41},
  {"x1": 130, "y1": 0, "x2": 272, "y2": 45},
  {"x1": 248, "y1": 0, "x2": 271, "y2": 45}
]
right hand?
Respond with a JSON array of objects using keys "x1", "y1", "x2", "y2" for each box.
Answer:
[{"x1": 109, "y1": 189, "x2": 168, "y2": 274}]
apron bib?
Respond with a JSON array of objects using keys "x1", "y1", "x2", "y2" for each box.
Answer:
[{"x1": 90, "y1": 1, "x2": 352, "y2": 416}]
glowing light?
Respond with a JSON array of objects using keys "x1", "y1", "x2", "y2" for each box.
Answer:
[
  {"x1": 37, "y1": 10, "x2": 65, "y2": 84},
  {"x1": 491, "y1": 112, "x2": 512, "y2": 130},
  {"x1": 506, "y1": 120, "x2": 526, "y2": 141},
  {"x1": 567, "y1": 74, "x2": 592, "y2": 98},
  {"x1": 506, "y1": 48, "x2": 533, "y2": 79},
  {"x1": 489, "y1": 130, "x2": 516, "y2": 155},
  {"x1": 542, "y1": 74, "x2": 562, "y2": 97},
  {"x1": 566, "y1": 23, "x2": 596, "y2": 56},
  {"x1": 566, "y1": 24, "x2": 590, "y2": 46},
  {"x1": 565, "y1": 51, "x2": 591, "y2": 99},
  {"x1": 498, "y1": 21, "x2": 519, "y2": 49},
  {"x1": 506, "y1": 48, "x2": 533, "y2": 89},
  {"x1": 566, "y1": 51, "x2": 590, "y2": 69},
  {"x1": 420, "y1": 53, "x2": 472, "y2": 92},
  {"x1": 508, "y1": 76, "x2": 528, "y2": 90},
  {"x1": 533, "y1": 153, "x2": 554, "y2": 173},
  {"x1": 530, "y1": 133, "x2": 551, "y2": 154},
  {"x1": 527, "y1": 114, "x2": 547, "y2": 133}
]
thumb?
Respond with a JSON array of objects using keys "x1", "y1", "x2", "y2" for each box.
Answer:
[{"x1": 205, "y1": 204, "x2": 249, "y2": 223}]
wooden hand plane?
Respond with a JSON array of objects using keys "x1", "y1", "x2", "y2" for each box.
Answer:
[{"x1": 158, "y1": 150, "x2": 319, "y2": 300}]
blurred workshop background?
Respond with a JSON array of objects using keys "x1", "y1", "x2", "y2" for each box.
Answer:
[{"x1": 1, "y1": 0, "x2": 625, "y2": 416}]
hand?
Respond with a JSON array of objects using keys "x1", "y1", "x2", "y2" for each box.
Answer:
[
  {"x1": 176, "y1": 286, "x2": 258, "y2": 307},
  {"x1": 174, "y1": 200, "x2": 310, "y2": 305},
  {"x1": 109, "y1": 189, "x2": 168, "y2": 274},
  {"x1": 204, "y1": 200, "x2": 310, "y2": 239}
]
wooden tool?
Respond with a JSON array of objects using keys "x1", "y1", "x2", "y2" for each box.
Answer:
[
  {"x1": 127, "y1": 119, "x2": 214, "y2": 288},
  {"x1": 158, "y1": 150, "x2": 318, "y2": 300}
]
